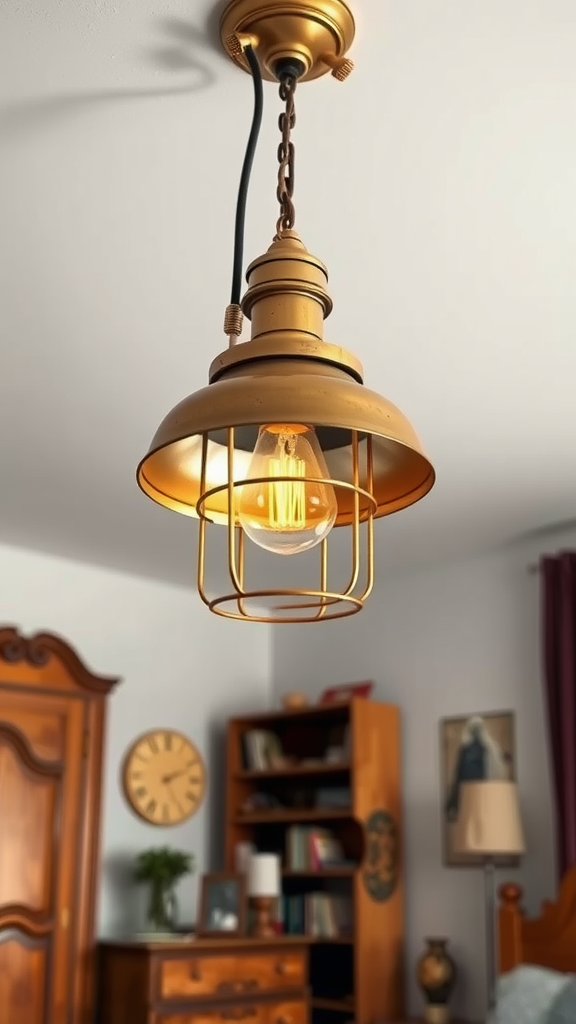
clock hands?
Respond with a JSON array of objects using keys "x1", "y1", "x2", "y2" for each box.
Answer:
[
  {"x1": 165, "y1": 780, "x2": 185, "y2": 816},
  {"x1": 161, "y1": 768, "x2": 188, "y2": 785}
]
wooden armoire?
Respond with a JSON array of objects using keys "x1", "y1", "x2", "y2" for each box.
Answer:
[{"x1": 0, "y1": 626, "x2": 119, "y2": 1024}]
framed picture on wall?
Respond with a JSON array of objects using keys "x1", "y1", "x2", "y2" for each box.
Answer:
[{"x1": 440, "y1": 710, "x2": 518, "y2": 867}]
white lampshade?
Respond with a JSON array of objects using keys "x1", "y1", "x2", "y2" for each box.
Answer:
[
  {"x1": 247, "y1": 853, "x2": 281, "y2": 897},
  {"x1": 453, "y1": 781, "x2": 525, "y2": 857}
]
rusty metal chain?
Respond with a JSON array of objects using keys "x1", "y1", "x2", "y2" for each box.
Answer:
[{"x1": 275, "y1": 75, "x2": 297, "y2": 236}]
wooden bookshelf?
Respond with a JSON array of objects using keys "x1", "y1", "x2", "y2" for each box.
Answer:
[
  {"x1": 235, "y1": 762, "x2": 351, "y2": 780},
  {"x1": 312, "y1": 997, "x2": 355, "y2": 1013},
  {"x1": 225, "y1": 697, "x2": 404, "y2": 1024},
  {"x1": 232, "y1": 808, "x2": 353, "y2": 824},
  {"x1": 282, "y1": 867, "x2": 356, "y2": 878}
]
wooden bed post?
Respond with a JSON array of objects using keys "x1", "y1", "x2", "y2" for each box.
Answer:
[{"x1": 498, "y1": 883, "x2": 524, "y2": 973}]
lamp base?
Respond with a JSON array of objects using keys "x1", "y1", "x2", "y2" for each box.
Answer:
[
  {"x1": 249, "y1": 895, "x2": 276, "y2": 938},
  {"x1": 220, "y1": 0, "x2": 356, "y2": 83},
  {"x1": 424, "y1": 1007, "x2": 450, "y2": 1024}
]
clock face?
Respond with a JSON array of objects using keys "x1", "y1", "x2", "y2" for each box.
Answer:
[{"x1": 122, "y1": 729, "x2": 206, "y2": 826}]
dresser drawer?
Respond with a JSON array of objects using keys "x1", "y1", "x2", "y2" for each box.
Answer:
[
  {"x1": 159, "y1": 951, "x2": 306, "y2": 1001},
  {"x1": 158, "y1": 999, "x2": 307, "y2": 1024}
]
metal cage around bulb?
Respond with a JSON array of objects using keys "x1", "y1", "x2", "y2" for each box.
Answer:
[
  {"x1": 197, "y1": 427, "x2": 375, "y2": 622},
  {"x1": 137, "y1": 232, "x2": 435, "y2": 623}
]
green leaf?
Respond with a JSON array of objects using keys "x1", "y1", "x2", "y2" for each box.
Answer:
[{"x1": 133, "y1": 846, "x2": 196, "y2": 884}]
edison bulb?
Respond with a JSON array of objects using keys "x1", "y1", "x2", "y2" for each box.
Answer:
[{"x1": 238, "y1": 425, "x2": 338, "y2": 555}]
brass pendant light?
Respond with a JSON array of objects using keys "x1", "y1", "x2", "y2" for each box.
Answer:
[{"x1": 137, "y1": 0, "x2": 435, "y2": 624}]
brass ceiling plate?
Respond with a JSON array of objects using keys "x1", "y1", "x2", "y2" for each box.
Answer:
[{"x1": 220, "y1": 0, "x2": 356, "y2": 83}]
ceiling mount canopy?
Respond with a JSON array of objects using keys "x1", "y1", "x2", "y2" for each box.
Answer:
[
  {"x1": 137, "y1": 0, "x2": 435, "y2": 624},
  {"x1": 219, "y1": 0, "x2": 356, "y2": 83}
]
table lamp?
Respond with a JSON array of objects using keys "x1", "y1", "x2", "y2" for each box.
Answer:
[
  {"x1": 453, "y1": 780, "x2": 525, "y2": 1010},
  {"x1": 247, "y1": 853, "x2": 281, "y2": 938}
]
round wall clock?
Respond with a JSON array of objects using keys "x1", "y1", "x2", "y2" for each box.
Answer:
[{"x1": 122, "y1": 728, "x2": 206, "y2": 826}]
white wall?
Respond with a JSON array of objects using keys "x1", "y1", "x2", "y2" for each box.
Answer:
[
  {"x1": 0, "y1": 542, "x2": 272, "y2": 935},
  {"x1": 271, "y1": 530, "x2": 575, "y2": 1019}
]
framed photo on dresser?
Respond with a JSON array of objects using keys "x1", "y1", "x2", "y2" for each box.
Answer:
[{"x1": 197, "y1": 873, "x2": 247, "y2": 937}]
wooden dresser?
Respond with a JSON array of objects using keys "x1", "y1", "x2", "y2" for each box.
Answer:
[{"x1": 98, "y1": 937, "x2": 310, "y2": 1024}]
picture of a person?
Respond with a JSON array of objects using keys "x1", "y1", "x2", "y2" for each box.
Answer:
[{"x1": 445, "y1": 715, "x2": 511, "y2": 822}]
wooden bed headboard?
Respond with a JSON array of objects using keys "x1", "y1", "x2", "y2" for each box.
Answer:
[{"x1": 499, "y1": 868, "x2": 576, "y2": 975}]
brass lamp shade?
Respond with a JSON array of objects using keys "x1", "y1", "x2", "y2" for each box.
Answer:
[
  {"x1": 137, "y1": 232, "x2": 435, "y2": 623},
  {"x1": 137, "y1": 367, "x2": 433, "y2": 526}
]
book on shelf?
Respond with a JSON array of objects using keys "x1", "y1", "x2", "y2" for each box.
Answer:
[
  {"x1": 242, "y1": 729, "x2": 283, "y2": 770},
  {"x1": 310, "y1": 831, "x2": 346, "y2": 870},
  {"x1": 314, "y1": 786, "x2": 351, "y2": 809},
  {"x1": 286, "y1": 826, "x2": 355, "y2": 870},
  {"x1": 282, "y1": 892, "x2": 353, "y2": 939},
  {"x1": 241, "y1": 726, "x2": 352, "y2": 773}
]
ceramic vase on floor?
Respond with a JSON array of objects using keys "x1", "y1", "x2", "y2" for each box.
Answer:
[{"x1": 416, "y1": 937, "x2": 457, "y2": 1024}]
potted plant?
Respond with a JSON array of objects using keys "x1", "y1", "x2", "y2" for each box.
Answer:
[{"x1": 133, "y1": 846, "x2": 195, "y2": 932}]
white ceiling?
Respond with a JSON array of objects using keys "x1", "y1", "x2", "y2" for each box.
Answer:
[{"x1": 1, "y1": 0, "x2": 576, "y2": 590}]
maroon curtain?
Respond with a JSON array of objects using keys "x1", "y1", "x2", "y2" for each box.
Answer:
[{"x1": 542, "y1": 551, "x2": 576, "y2": 877}]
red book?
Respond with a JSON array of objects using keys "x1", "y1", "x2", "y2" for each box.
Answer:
[{"x1": 319, "y1": 681, "x2": 373, "y2": 704}]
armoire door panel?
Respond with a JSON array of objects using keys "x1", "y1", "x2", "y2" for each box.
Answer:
[
  {"x1": 0, "y1": 734, "x2": 61, "y2": 913},
  {"x1": 0, "y1": 930, "x2": 50, "y2": 1024},
  {"x1": 53, "y1": 697, "x2": 85, "y2": 1021},
  {"x1": 0, "y1": 627, "x2": 119, "y2": 1024},
  {"x1": 0, "y1": 689, "x2": 69, "y2": 761},
  {"x1": 0, "y1": 698, "x2": 85, "y2": 1023}
]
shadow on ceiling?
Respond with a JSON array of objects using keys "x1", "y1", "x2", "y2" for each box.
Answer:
[
  {"x1": 205, "y1": 0, "x2": 234, "y2": 52},
  {"x1": 0, "y1": 22, "x2": 217, "y2": 143},
  {"x1": 504, "y1": 517, "x2": 576, "y2": 547}
]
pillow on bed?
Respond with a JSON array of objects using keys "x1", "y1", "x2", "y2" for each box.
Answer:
[
  {"x1": 548, "y1": 976, "x2": 576, "y2": 1024},
  {"x1": 489, "y1": 965, "x2": 571, "y2": 1024}
]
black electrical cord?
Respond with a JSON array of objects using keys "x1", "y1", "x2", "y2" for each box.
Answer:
[{"x1": 230, "y1": 45, "x2": 264, "y2": 307}]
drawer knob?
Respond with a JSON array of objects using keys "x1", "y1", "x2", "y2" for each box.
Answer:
[
  {"x1": 190, "y1": 964, "x2": 202, "y2": 981},
  {"x1": 221, "y1": 1008, "x2": 257, "y2": 1020},
  {"x1": 275, "y1": 1016, "x2": 290, "y2": 1024},
  {"x1": 216, "y1": 980, "x2": 259, "y2": 995},
  {"x1": 275, "y1": 961, "x2": 287, "y2": 976}
]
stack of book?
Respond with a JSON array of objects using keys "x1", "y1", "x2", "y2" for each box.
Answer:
[
  {"x1": 283, "y1": 892, "x2": 353, "y2": 939},
  {"x1": 314, "y1": 786, "x2": 351, "y2": 809},
  {"x1": 242, "y1": 729, "x2": 283, "y2": 770},
  {"x1": 286, "y1": 826, "x2": 354, "y2": 870}
]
